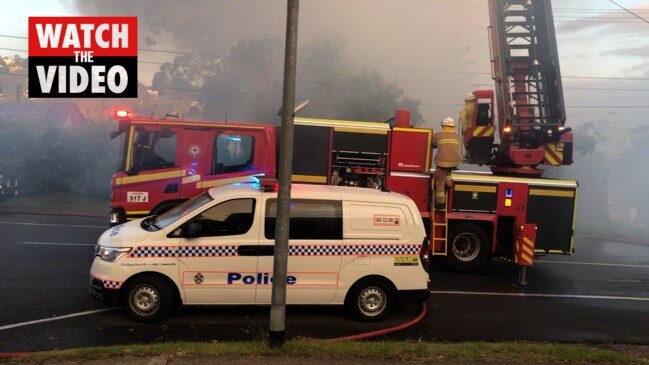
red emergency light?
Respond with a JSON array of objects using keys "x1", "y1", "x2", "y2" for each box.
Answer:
[
  {"x1": 258, "y1": 178, "x2": 279, "y2": 192},
  {"x1": 112, "y1": 109, "x2": 133, "y2": 120}
]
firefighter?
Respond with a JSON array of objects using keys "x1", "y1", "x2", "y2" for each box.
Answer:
[
  {"x1": 458, "y1": 92, "x2": 475, "y2": 162},
  {"x1": 459, "y1": 92, "x2": 475, "y2": 135},
  {"x1": 432, "y1": 117, "x2": 461, "y2": 210}
]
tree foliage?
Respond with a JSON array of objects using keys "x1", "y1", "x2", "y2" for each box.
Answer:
[
  {"x1": 151, "y1": 37, "x2": 424, "y2": 125},
  {"x1": 0, "y1": 116, "x2": 117, "y2": 197},
  {"x1": 0, "y1": 56, "x2": 29, "y2": 102}
]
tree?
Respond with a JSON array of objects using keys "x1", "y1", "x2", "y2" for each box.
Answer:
[
  {"x1": 156, "y1": 36, "x2": 425, "y2": 124},
  {"x1": 0, "y1": 55, "x2": 28, "y2": 102},
  {"x1": 0, "y1": 114, "x2": 117, "y2": 197},
  {"x1": 200, "y1": 35, "x2": 284, "y2": 122}
]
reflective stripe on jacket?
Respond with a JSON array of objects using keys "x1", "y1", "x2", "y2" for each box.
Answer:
[{"x1": 432, "y1": 131, "x2": 461, "y2": 168}]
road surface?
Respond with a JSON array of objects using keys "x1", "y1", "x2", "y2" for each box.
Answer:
[{"x1": 0, "y1": 213, "x2": 647, "y2": 352}]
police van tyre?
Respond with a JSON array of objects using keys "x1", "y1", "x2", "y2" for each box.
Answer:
[
  {"x1": 446, "y1": 223, "x2": 489, "y2": 271},
  {"x1": 122, "y1": 275, "x2": 173, "y2": 323},
  {"x1": 345, "y1": 278, "x2": 394, "y2": 322}
]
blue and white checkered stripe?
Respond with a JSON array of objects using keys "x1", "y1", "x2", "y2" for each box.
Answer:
[
  {"x1": 130, "y1": 246, "x2": 178, "y2": 258},
  {"x1": 177, "y1": 246, "x2": 237, "y2": 257},
  {"x1": 289, "y1": 244, "x2": 419, "y2": 256},
  {"x1": 102, "y1": 279, "x2": 122, "y2": 289},
  {"x1": 92, "y1": 275, "x2": 123, "y2": 289},
  {"x1": 130, "y1": 245, "x2": 238, "y2": 258},
  {"x1": 130, "y1": 244, "x2": 419, "y2": 258}
]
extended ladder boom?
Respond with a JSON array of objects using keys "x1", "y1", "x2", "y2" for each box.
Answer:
[{"x1": 483, "y1": 0, "x2": 573, "y2": 176}]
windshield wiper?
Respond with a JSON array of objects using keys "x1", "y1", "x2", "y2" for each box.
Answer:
[
  {"x1": 141, "y1": 216, "x2": 160, "y2": 231},
  {"x1": 150, "y1": 216, "x2": 161, "y2": 230}
]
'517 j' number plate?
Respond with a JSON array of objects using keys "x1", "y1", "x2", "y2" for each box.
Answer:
[{"x1": 127, "y1": 192, "x2": 148, "y2": 202}]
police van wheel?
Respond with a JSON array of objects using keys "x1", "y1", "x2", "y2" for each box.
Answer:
[
  {"x1": 122, "y1": 275, "x2": 173, "y2": 323},
  {"x1": 346, "y1": 279, "x2": 394, "y2": 322},
  {"x1": 446, "y1": 223, "x2": 489, "y2": 271}
]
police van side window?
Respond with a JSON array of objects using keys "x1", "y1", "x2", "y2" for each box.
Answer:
[
  {"x1": 212, "y1": 134, "x2": 254, "y2": 174},
  {"x1": 265, "y1": 199, "x2": 342, "y2": 240},
  {"x1": 189, "y1": 198, "x2": 256, "y2": 237}
]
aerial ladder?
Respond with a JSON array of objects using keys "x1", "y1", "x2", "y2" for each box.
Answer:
[
  {"x1": 433, "y1": 0, "x2": 577, "y2": 284},
  {"x1": 463, "y1": 0, "x2": 573, "y2": 176}
]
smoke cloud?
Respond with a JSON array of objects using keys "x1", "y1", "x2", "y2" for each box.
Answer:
[{"x1": 66, "y1": 0, "x2": 649, "y2": 238}]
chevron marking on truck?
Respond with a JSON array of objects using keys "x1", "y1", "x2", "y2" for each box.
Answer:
[{"x1": 544, "y1": 143, "x2": 564, "y2": 166}]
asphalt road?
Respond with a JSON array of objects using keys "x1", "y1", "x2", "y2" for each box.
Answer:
[{"x1": 0, "y1": 213, "x2": 647, "y2": 352}]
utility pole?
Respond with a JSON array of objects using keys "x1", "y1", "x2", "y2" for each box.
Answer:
[{"x1": 269, "y1": 0, "x2": 299, "y2": 348}]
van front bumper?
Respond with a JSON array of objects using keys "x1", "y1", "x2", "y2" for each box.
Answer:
[
  {"x1": 398, "y1": 289, "x2": 430, "y2": 304},
  {"x1": 89, "y1": 276, "x2": 120, "y2": 304}
]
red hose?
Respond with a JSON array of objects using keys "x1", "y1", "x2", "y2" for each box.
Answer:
[{"x1": 329, "y1": 302, "x2": 428, "y2": 342}]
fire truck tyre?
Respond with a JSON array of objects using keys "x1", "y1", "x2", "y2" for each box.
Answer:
[
  {"x1": 345, "y1": 278, "x2": 394, "y2": 322},
  {"x1": 447, "y1": 223, "x2": 489, "y2": 271},
  {"x1": 122, "y1": 275, "x2": 173, "y2": 323}
]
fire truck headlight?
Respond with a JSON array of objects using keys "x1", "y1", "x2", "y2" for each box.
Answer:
[
  {"x1": 97, "y1": 246, "x2": 132, "y2": 262},
  {"x1": 109, "y1": 211, "x2": 121, "y2": 225}
]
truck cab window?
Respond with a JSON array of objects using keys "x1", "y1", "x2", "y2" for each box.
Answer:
[
  {"x1": 188, "y1": 198, "x2": 256, "y2": 237},
  {"x1": 131, "y1": 128, "x2": 177, "y2": 171},
  {"x1": 212, "y1": 134, "x2": 254, "y2": 174}
]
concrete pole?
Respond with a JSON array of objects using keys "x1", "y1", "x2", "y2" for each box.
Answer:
[{"x1": 269, "y1": 0, "x2": 299, "y2": 348}]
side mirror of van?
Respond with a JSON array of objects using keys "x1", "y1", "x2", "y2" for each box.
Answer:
[{"x1": 185, "y1": 222, "x2": 202, "y2": 238}]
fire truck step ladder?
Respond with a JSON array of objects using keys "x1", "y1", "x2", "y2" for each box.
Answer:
[{"x1": 430, "y1": 196, "x2": 449, "y2": 256}]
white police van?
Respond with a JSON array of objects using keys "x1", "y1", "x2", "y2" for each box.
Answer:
[{"x1": 90, "y1": 181, "x2": 430, "y2": 323}]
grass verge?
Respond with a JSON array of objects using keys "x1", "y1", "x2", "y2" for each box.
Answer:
[
  {"x1": 0, "y1": 193, "x2": 106, "y2": 216},
  {"x1": 12, "y1": 340, "x2": 649, "y2": 364}
]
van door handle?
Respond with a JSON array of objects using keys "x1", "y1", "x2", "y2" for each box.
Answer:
[{"x1": 238, "y1": 245, "x2": 274, "y2": 256}]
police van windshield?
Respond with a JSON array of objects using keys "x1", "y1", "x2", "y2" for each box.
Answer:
[{"x1": 152, "y1": 192, "x2": 213, "y2": 229}]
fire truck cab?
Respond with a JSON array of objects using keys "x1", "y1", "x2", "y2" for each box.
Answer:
[
  {"x1": 109, "y1": 109, "x2": 432, "y2": 226},
  {"x1": 109, "y1": 112, "x2": 277, "y2": 224}
]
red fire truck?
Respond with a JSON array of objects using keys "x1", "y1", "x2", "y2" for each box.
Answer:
[
  {"x1": 107, "y1": 0, "x2": 577, "y2": 282},
  {"x1": 109, "y1": 109, "x2": 432, "y2": 224}
]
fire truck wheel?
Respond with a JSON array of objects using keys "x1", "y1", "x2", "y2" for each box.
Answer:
[
  {"x1": 446, "y1": 223, "x2": 489, "y2": 271},
  {"x1": 345, "y1": 278, "x2": 394, "y2": 322},
  {"x1": 122, "y1": 275, "x2": 173, "y2": 323}
]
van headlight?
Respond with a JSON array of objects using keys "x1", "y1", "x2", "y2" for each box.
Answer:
[{"x1": 96, "y1": 246, "x2": 132, "y2": 262}]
